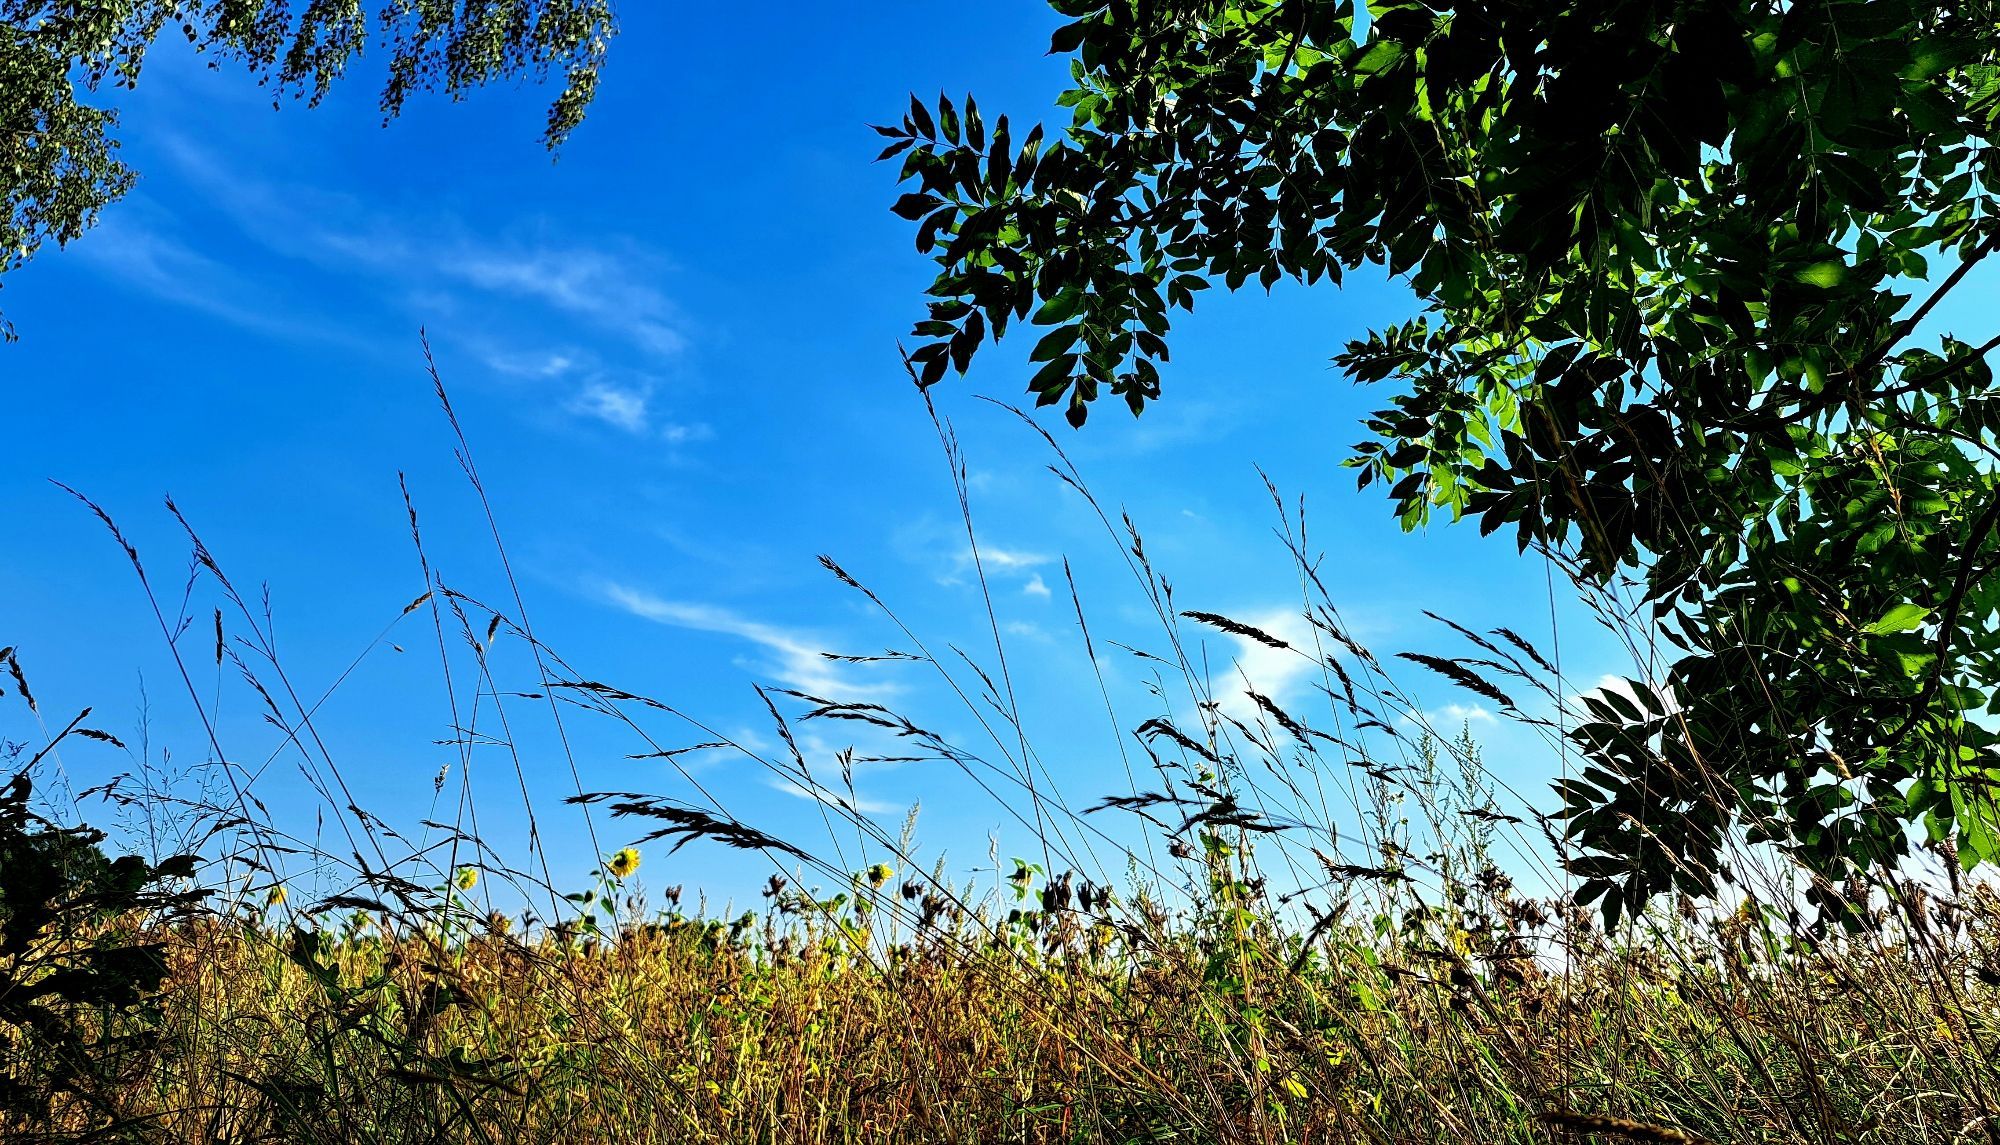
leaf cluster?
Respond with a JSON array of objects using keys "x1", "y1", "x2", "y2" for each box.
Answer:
[
  {"x1": 0, "y1": 770, "x2": 206, "y2": 1128},
  {"x1": 890, "y1": 0, "x2": 2000, "y2": 922},
  {"x1": 0, "y1": 0, "x2": 617, "y2": 336}
]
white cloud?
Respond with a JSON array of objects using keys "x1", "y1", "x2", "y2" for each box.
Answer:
[
  {"x1": 893, "y1": 519, "x2": 1060, "y2": 593},
  {"x1": 598, "y1": 583, "x2": 896, "y2": 699},
  {"x1": 561, "y1": 374, "x2": 707, "y2": 442},
  {"x1": 1199, "y1": 608, "x2": 1324, "y2": 727},
  {"x1": 569, "y1": 379, "x2": 653, "y2": 434},
  {"x1": 767, "y1": 778, "x2": 901, "y2": 816},
  {"x1": 761, "y1": 729, "x2": 914, "y2": 818},
  {"x1": 978, "y1": 546, "x2": 1051, "y2": 573},
  {"x1": 729, "y1": 726, "x2": 773, "y2": 754},
  {"x1": 447, "y1": 244, "x2": 686, "y2": 360},
  {"x1": 481, "y1": 349, "x2": 579, "y2": 380},
  {"x1": 470, "y1": 339, "x2": 705, "y2": 441}
]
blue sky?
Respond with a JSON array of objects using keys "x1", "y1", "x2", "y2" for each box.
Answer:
[{"x1": 3, "y1": 3, "x2": 1652, "y2": 914}]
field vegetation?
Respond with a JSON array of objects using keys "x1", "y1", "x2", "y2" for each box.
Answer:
[
  {"x1": 6, "y1": 425, "x2": 2000, "y2": 1144},
  {"x1": 10, "y1": 822, "x2": 2000, "y2": 1144}
]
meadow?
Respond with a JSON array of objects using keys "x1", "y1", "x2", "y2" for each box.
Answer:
[
  {"x1": 11, "y1": 836, "x2": 2000, "y2": 1144},
  {"x1": 6, "y1": 412, "x2": 1999, "y2": 1144}
]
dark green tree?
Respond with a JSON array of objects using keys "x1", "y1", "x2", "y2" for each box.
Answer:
[
  {"x1": 1, "y1": 0, "x2": 616, "y2": 337},
  {"x1": 887, "y1": 0, "x2": 2000, "y2": 925}
]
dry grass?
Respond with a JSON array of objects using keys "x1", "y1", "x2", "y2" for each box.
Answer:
[{"x1": 11, "y1": 852, "x2": 2000, "y2": 1144}]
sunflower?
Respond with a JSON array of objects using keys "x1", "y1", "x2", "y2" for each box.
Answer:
[{"x1": 606, "y1": 848, "x2": 642, "y2": 880}]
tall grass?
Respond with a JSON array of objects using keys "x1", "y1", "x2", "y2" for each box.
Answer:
[{"x1": 6, "y1": 366, "x2": 2000, "y2": 1143}]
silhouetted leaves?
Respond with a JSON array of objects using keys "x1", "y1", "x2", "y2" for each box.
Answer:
[{"x1": 0, "y1": 770, "x2": 207, "y2": 1124}]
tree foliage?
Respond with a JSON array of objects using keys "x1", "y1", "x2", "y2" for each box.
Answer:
[
  {"x1": 1, "y1": 0, "x2": 616, "y2": 337},
  {"x1": 887, "y1": 0, "x2": 2000, "y2": 925}
]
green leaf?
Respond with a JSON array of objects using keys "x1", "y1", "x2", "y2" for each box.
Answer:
[
  {"x1": 1029, "y1": 324, "x2": 1082, "y2": 362},
  {"x1": 1353, "y1": 40, "x2": 1405, "y2": 76},
  {"x1": 1035, "y1": 289, "x2": 1086, "y2": 324},
  {"x1": 1864, "y1": 603, "x2": 1932, "y2": 636},
  {"x1": 1794, "y1": 260, "x2": 1848, "y2": 289},
  {"x1": 1048, "y1": 19, "x2": 1091, "y2": 55}
]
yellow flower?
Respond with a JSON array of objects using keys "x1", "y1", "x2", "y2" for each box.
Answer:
[
  {"x1": 264, "y1": 884, "x2": 288, "y2": 907},
  {"x1": 606, "y1": 848, "x2": 641, "y2": 880},
  {"x1": 454, "y1": 866, "x2": 479, "y2": 892},
  {"x1": 865, "y1": 863, "x2": 894, "y2": 888}
]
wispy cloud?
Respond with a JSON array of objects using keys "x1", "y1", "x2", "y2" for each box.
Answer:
[
  {"x1": 74, "y1": 215, "x2": 322, "y2": 340},
  {"x1": 659, "y1": 421, "x2": 714, "y2": 445},
  {"x1": 766, "y1": 778, "x2": 902, "y2": 817},
  {"x1": 569, "y1": 379, "x2": 652, "y2": 434},
  {"x1": 445, "y1": 243, "x2": 686, "y2": 360},
  {"x1": 977, "y1": 546, "x2": 1052, "y2": 573},
  {"x1": 749, "y1": 722, "x2": 913, "y2": 818},
  {"x1": 560, "y1": 376, "x2": 710, "y2": 440},
  {"x1": 598, "y1": 583, "x2": 896, "y2": 699},
  {"x1": 112, "y1": 135, "x2": 701, "y2": 438},
  {"x1": 479, "y1": 348, "x2": 579, "y2": 380},
  {"x1": 896, "y1": 518, "x2": 1058, "y2": 596},
  {"x1": 465, "y1": 338, "x2": 707, "y2": 440}
]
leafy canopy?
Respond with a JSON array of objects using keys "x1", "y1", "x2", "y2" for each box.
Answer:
[
  {"x1": 1, "y1": 0, "x2": 616, "y2": 337},
  {"x1": 887, "y1": 0, "x2": 2000, "y2": 926}
]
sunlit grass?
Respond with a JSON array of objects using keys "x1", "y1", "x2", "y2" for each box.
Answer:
[{"x1": 12, "y1": 847, "x2": 2000, "y2": 1144}]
